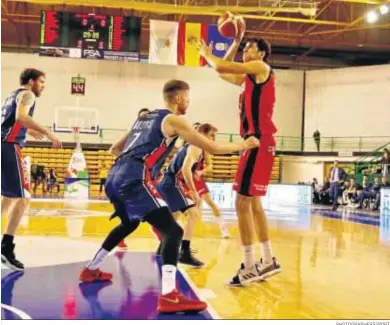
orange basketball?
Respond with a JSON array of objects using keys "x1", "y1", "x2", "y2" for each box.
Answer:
[{"x1": 217, "y1": 12, "x2": 245, "y2": 39}]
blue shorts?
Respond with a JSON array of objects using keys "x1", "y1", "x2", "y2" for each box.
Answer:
[
  {"x1": 157, "y1": 175, "x2": 195, "y2": 214},
  {"x1": 1, "y1": 143, "x2": 30, "y2": 198},
  {"x1": 105, "y1": 157, "x2": 166, "y2": 221}
]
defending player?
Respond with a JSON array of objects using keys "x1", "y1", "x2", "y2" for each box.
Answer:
[
  {"x1": 79, "y1": 80, "x2": 259, "y2": 313},
  {"x1": 1, "y1": 68, "x2": 62, "y2": 271},
  {"x1": 198, "y1": 29, "x2": 281, "y2": 286},
  {"x1": 157, "y1": 123, "x2": 220, "y2": 268}
]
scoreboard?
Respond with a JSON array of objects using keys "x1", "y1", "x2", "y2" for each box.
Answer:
[{"x1": 40, "y1": 11, "x2": 141, "y2": 61}]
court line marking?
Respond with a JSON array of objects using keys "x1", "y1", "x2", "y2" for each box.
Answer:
[
  {"x1": 1, "y1": 304, "x2": 32, "y2": 320},
  {"x1": 178, "y1": 266, "x2": 221, "y2": 320}
]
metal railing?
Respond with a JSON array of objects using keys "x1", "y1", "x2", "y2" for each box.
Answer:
[{"x1": 99, "y1": 129, "x2": 390, "y2": 153}]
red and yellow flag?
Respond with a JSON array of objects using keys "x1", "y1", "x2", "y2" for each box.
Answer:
[{"x1": 178, "y1": 22, "x2": 208, "y2": 67}]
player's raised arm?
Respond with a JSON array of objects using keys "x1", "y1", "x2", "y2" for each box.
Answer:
[
  {"x1": 164, "y1": 115, "x2": 259, "y2": 154},
  {"x1": 218, "y1": 23, "x2": 246, "y2": 85},
  {"x1": 198, "y1": 40, "x2": 268, "y2": 76}
]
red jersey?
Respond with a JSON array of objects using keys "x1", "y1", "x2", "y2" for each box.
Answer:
[{"x1": 239, "y1": 71, "x2": 277, "y2": 139}]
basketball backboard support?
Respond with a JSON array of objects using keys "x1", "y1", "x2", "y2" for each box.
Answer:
[{"x1": 53, "y1": 106, "x2": 99, "y2": 134}]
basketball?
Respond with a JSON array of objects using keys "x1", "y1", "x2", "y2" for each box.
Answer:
[{"x1": 217, "y1": 12, "x2": 245, "y2": 38}]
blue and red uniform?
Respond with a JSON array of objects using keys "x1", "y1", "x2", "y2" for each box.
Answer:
[
  {"x1": 158, "y1": 144, "x2": 204, "y2": 213},
  {"x1": 234, "y1": 71, "x2": 277, "y2": 197},
  {"x1": 1, "y1": 88, "x2": 35, "y2": 198},
  {"x1": 105, "y1": 109, "x2": 178, "y2": 221}
]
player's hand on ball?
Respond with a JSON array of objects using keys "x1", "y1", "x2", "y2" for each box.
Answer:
[
  {"x1": 197, "y1": 39, "x2": 213, "y2": 57},
  {"x1": 27, "y1": 129, "x2": 45, "y2": 140},
  {"x1": 244, "y1": 136, "x2": 260, "y2": 149},
  {"x1": 46, "y1": 131, "x2": 63, "y2": 149}
]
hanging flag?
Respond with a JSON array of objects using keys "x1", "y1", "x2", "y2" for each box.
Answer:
[
  {"x1": 207, "y1": 24, "x2": 234, "y2": 59},
  {"x1": 178, "y1": 22, "x2": 208, "y2": 67},
  {"x1": 149, "y1": 20, "x2": 179, "y2": 65}
]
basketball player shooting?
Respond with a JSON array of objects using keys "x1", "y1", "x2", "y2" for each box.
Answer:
[
  {"x1": 1, "y1": 68, "x2": 62, "y2": 271},
  {"x1": 197, "y1": 18, "x2": 282, "y2": 286},
  {"x1": 79, "y1": 80, "x2": 259, "y2": 313}
]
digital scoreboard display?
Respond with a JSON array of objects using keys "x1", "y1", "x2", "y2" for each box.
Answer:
[{"x1": 40, "y1": 11, "x2": 141, "y2": 61}]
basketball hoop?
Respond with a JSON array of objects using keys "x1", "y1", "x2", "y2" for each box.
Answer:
[{"x1": 72, "y1": 126, "x2": 82, "y2": 152}]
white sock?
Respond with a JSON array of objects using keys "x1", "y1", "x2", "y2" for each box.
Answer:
[
  {"x1": 87, "y1": 248, "x2": 109, "y2": 270},
  {"x1": 260, "y1": 241, "x2": 273, "y2": 264},
  {"x1": 162, "y1": 265, "x2": 176, "y2": 295},
  {"x1": 243, "y1": 245, "x2": 255, "y2": 269}
]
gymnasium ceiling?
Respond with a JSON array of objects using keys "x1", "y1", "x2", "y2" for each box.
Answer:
[{"x1": 2, "y1": 0, "x2": 390, "y2": 68}]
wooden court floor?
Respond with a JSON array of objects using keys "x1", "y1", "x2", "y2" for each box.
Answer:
[{"x1": 1, "y1": 200, "x2": 390, "y2": 319}]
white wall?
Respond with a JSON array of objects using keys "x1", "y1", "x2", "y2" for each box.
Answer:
[
  {"x1": 1, "y1": 53, "x2": 304, "y2": 137},
  {"x1": 305, "y1": 64, "x2": 390, "y2": 137}
]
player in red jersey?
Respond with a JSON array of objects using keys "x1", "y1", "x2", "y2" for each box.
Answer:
[{"x1": 198, "y1": 30, "x2": 281, "y2": 286}]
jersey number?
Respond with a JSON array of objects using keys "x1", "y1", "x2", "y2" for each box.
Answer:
[{"x1": 124, "y1": 132, "x2": 141, "y2": 152}]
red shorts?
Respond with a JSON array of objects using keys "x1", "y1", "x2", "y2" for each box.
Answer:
[
  {"x1": 194, "y1": 175, "x2": 209, "y2": 196},
  {"x1": 233, "y1": 136, "x2": 276, "y2": 197}
]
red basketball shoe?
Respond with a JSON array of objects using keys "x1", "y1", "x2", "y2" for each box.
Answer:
[
  {"x1": 79, "y1": 267, "x2": 113, "y2": 283},
  {"x1": 117, "y1": 240, "x2": 128, "y2": 250},
  {"x1": 157, "y1": 289, "x2": 207, "y2": 314}
]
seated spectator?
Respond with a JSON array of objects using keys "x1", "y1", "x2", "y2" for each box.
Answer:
[
  {"x1": 356, "y1": 177, "x2": 380, "y2": 210},
  {"x1": 319, "y1": 178, "x2": 331, "y2": 205},
  {"x1": 340, "y1": 180, "x2": 350, "y2": 205},
  {"x1": 312, "y1": 178, "x2": 321, "y2": 203},
  {"x1": 33, "y1": 165, "x2": 47, "y2": 195},
  {"x1": 47, "y1": 168, "x2": 60, "y2": 195},
  {"x1": 31, "y1": 164, "x2": 38, "y2": 190},
  {"x1": 345, "y1": 178, "x2": 358, "y2": 206}
]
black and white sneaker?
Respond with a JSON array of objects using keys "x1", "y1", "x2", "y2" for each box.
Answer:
[
  {"x1": 1, "y1": 244, "x2": 25, "y2": 272},
  {"x1": 258, "y1": 257, "x2": 281, "y2": 280},
  {"x1": 228, "y1": 263, "x2": 262, "y2": 287},
  {"x1": 179, "y1": 251, "x2": 204, "y2": 268}
]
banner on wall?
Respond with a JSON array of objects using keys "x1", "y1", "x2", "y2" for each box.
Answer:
[
  {"x1": 149, "y1": 20, "x2": 179, "y2": 65},
  {"x1": 204, "y1": 183, "x2": 312, "y2": 211}
]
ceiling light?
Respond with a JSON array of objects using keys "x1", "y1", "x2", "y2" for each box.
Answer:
[
  {"x1": 379, "y1": 5, "x2": 389, "y2": 15},
  {"x1": 366, "y1": 11, "x2": 378, "y2": 23}
]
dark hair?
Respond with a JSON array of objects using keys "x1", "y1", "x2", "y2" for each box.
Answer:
[
  {"x1": 198, "y1": 123, "x2": 218, "y2": 135},
  {"x1": 138, "y1": 108, "x2": 150, "y2": 117},
  {"x1": 20, "y1": 68, "x2": 45, "y2": 86},
  {"x1": 163, "y1": 80, "x2": 190, "y2": 101},
  {"x1": 384, "y1": 148, "x2": 389, "y2": 155},
  {"x1": 245, "y1": 38, "x2": 271, "y2": 61}
]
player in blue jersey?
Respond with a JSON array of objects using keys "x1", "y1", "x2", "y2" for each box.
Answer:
[
  {"x1": 1, "y1": 68, "x2": 62, "y2": 271},
  {"x1": 79, "y1": 79, "x2": 259, "y2": 314},
  {"x1": 158, "y1": 123, "x2": 221, "y2": 268}
]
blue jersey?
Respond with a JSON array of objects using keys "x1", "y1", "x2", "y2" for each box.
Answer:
[
  {"x1": 165, "y1": 143, "x2": 204, "y2": 181},
  {"x1": 1, "y1": 88, "x2": 35, "y2": 147},
  {"x1": 120, "y1": 109, "x2": 178, "y2": 179}
]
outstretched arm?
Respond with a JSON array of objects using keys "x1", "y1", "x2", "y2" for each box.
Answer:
[{"x1": 163, "y1": 115, "x2": 259, "y2": 155}]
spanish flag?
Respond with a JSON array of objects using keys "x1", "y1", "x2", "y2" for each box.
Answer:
[{"x1": 178, "y1": 22, "x2": 208, "y2": 67}]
